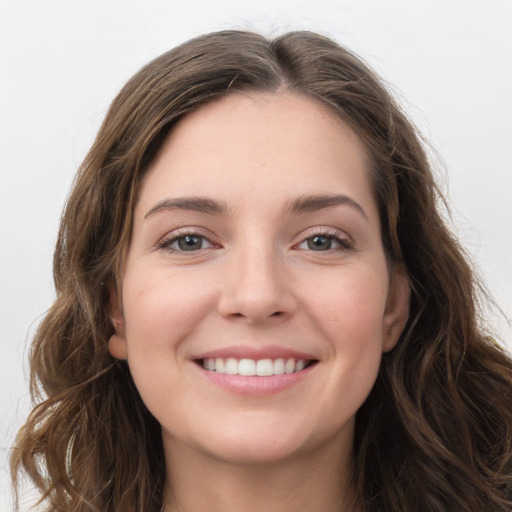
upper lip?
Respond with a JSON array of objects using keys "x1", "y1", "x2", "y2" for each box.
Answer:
[{"x1": 193, "y1": 345, "x2": 318, "y2": 361}]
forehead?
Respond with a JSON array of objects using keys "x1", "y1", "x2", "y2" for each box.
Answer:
[{"x1": 137, "y1": 91, "x2": 376, "y2": 219}]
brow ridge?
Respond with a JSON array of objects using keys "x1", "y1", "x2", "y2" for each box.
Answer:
[
  {"x1": 145, "y1": 194, "x2": 367, "y2": 220},
  {"x1": 287, "y1": 194, "x2": 368, "y2": 219},
  {"x1": 144, "y1": 197, "x2": 227, "y2": 218}
]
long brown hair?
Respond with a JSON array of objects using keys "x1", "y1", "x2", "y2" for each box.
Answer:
[{"x1": 11, "y1": 30, "x2": 512, "y2": 512}]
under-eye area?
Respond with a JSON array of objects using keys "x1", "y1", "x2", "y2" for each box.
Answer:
[{"x1": 197, "y1": 358, "x2": 319, "y2": 376}]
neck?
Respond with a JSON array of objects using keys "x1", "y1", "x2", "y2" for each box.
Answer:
[{"x1": 162, "y1": 439, "x2": 360, "y2": 512}]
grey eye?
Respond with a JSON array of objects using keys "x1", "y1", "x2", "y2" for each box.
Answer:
[
  {"x1": 176, "y1": 235, "x2": 205, "y2": 251},
  {"x1": 307, "y1": 235, "x2": 333, "y2": 251}
]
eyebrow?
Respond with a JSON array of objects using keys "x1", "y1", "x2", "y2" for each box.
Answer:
[
  {"x1": 144, "y1": 193, "x2": 368, "y2": 220},
  {"x1": 144, "y1": 197, "x2": 228, "y2": 219},
  {"x1": 287, "y1": 194, "x2": 368, "y2": 220}
]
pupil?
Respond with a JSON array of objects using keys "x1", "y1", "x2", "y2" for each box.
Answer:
[
  {"x1": 178, "y1": 235, "x2": 202, "y2": 251},
  {"x1": 308, "y1": 235, "x2": 332, "y2": 251}
]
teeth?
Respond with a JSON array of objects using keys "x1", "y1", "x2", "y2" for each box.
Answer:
[
  {"x1": 273, "y1": 358, "x2": 285, "y2": 375},
  {"x1": 225, "y1": 357, "x2": 238, "y2": 375},
  {"x1": 239, "y1": 358, "x2": 256, "y2": 376},
  {"x1": 216, "y1": 358, "x2": 225, "y2": 373},
  {"x1": 285, "y1": 358, "x2": 295, "y2": 374},
  {"x1": 201, "y1": 357, "x2": 312, "y2": 376}
]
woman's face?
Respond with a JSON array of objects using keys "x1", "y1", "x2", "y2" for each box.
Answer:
[{"x1": 109, "y1": 92, "x2": 409, "y2": 466}]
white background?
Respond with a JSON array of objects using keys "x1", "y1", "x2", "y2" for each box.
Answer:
[{"x1": 1, "y1": 0, "x2": 511, "y2": 509}]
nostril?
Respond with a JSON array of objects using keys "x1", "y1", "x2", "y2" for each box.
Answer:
[{"x1": 231, "y1": 311, "x2": 284, "y2": 319}]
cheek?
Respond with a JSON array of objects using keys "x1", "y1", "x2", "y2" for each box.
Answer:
[
  {"x1": 122, "y1": 269, "x2": 216, "y2": 357},
  {"x1": 120, "y1": 271, "x2": 216, "y2": 418},
  {"x1": 304, "y1": 265, "x2": 389, "y2": 343},
  {"x1": 300, "y1": 264, "x2": 389, "y2": 396}
]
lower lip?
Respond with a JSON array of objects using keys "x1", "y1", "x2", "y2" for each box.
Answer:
[{"x1": 194, "y1": 362, "x2": 317, "y2": 396}]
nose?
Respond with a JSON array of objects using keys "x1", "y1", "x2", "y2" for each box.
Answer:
[{"x1": 217, "y1": 243, "x2": 296, "y2": 325}]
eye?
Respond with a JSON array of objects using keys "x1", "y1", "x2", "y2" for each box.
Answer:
[
  {"x1": 307, "y1": 235, "x2": 335, "y2": 251},
  {"x1": 174, "y1": 235, "x2": 209, "y2": 251},
  {"x1": 296, "y1": 230, "x2": 353, "y2": 252},
  {"x1": 156, "y1": 232, "x2": 215, "y2": 253}
]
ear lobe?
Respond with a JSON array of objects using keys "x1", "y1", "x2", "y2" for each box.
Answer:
[
  {"x1": 108, "y1": 333, "x2": 128, "y2": 360},
  {"x1": 108, "y1": 285, "x2": 128, "y2": 360},
  {"x1": 382, "y1": 268, "x2": 410, "y2": 353}
]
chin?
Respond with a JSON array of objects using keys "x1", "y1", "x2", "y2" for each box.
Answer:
[
  {"x1": 202, "y1": 433, "x2": 308, "y2": 466},
  {"x1": 175, "y1": 411, "x2": 350, "y2": 467}
]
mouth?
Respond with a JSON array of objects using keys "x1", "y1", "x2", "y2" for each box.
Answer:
[{"x1": 196, "y1": 357, "x2": 318, "y2": 376}]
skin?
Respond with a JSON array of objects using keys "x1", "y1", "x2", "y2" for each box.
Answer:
[{"x1": 109, "y1": 92, "x2": 410, "y2": 512}]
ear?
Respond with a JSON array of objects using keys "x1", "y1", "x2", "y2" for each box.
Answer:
[
  {"x1": 382, "y1": 266, "x2": 410, "y2": 353},
  {"x1": 107, "y1": 285, "x2": 128, "y2": 360}
]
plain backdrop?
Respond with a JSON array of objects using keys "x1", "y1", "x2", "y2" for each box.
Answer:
[{"x1": 1, "y1": 0, "x2": 511, "y2": 509}]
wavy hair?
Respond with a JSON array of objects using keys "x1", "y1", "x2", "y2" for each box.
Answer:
[{"x1": 11, "y1": 30, "x2": 512, "y2": 511}]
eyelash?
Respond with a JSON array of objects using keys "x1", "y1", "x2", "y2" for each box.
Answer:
[{"x1": 155, "y1": 228, "x2": 354, "y2": 254}]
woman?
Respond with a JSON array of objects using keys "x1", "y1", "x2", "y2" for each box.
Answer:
[{"x1": 11, "y1": 30, "x2": 512, "y2": 512}]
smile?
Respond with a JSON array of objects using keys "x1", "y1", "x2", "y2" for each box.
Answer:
[{"x1": 200, "y1": 357, "x2": 316, "y2": 376}]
